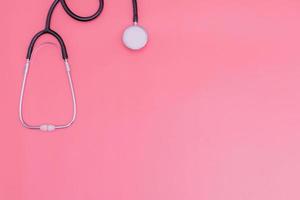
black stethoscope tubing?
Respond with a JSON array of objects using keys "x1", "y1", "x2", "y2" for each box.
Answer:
[{"x1": 26, "y1": 0, "x2": 138, "y2": 60}]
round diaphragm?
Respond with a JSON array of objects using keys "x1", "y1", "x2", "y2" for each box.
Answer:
[{"x1": 122, "y1": 24, "x2": 148, "y2": 50}]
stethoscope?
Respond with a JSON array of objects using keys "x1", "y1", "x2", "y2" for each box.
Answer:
[{"x1": 19, "y1": 0, "x2": 148, "y2": 132}]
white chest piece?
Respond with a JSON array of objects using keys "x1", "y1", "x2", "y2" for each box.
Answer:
[{"x1": 122, "y1": 24, "x2": 148, "y2": 50}]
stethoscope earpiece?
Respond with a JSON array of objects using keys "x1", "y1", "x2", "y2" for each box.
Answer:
[{"x1": 123, "y1": 23, "x2": 148, "y2": 50}]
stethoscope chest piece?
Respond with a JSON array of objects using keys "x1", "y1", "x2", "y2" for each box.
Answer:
[{"x1": 123, "y1": 24, "x2": 148, "y2": 50}]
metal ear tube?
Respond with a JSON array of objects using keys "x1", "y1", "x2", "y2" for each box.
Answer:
[{"x1": 19, "y1": 58, "x2": 77, "y2": 132}]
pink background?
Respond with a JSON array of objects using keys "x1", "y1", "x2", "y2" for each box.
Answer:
[{"x1": 2, "y1": 0, "x2": 300, "y2": 199}]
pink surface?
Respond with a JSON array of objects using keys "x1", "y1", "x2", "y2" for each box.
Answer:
[{"x1": 2, "y1": 0, "x2": 300, "y2": 199}]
